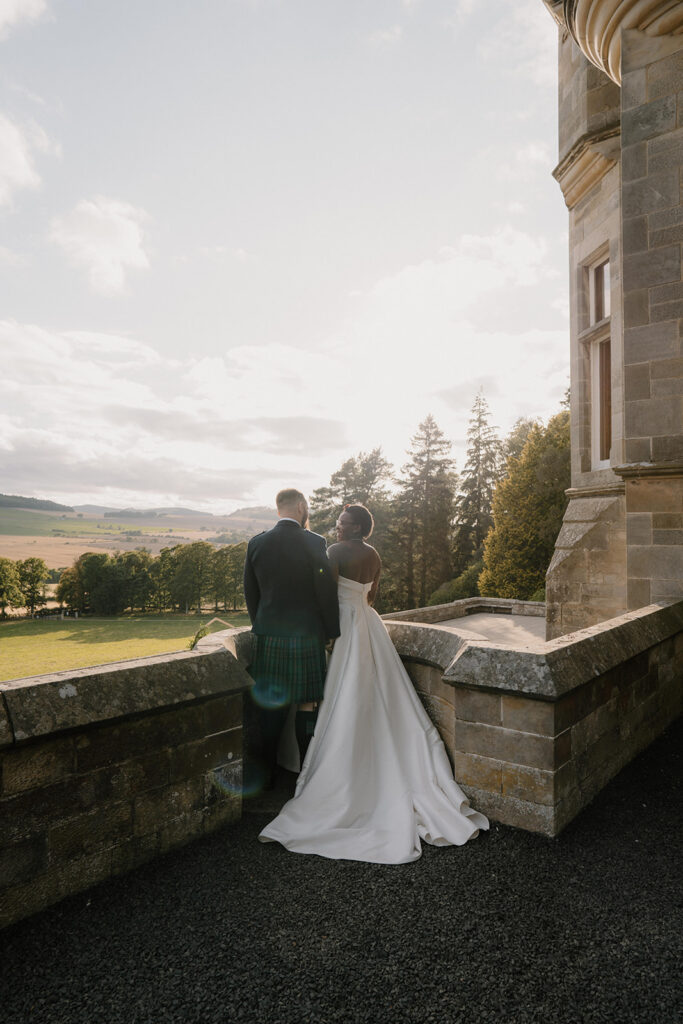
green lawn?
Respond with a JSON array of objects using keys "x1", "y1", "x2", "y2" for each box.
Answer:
[
  {"x1": 0, "y1": 613, "x2": 251, "y2": 682},
  {"x1": 0, "y1": 507, "x2": 177, "y2": 538}
]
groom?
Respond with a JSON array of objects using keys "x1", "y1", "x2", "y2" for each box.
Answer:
[{"x1": 243, "y1": 488, "x2": 340, "y2": 788}]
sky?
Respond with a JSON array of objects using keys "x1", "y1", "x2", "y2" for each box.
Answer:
[{"x1": 0, "y1": 0, "x2": 569, "y2": 513}]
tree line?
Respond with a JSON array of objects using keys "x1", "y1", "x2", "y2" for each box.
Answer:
[
  {"x1": 0, "y1": 391, "x2": 570, "y2": 620},
  {"x1": 0, "y1": 542, "x2": 248, "y2": 619},
  {"x1": 308, "y1": 393, "x2": 570, "y2": 614}
]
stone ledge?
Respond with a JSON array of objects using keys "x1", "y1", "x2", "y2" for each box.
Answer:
[
  {"x1": 382, "y1": 596, "x2": 545, "y2": 623},
  {"x1": 0, "y1": 648, "x2": 252, "y2": 748},
  {"x1": 382, "y1": 600, "x2": 683, "y2": 701}
]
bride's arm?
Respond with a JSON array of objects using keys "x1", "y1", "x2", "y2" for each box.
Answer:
[{"x1": 368, "y1": 552, "x2": 382, "y2": 606}]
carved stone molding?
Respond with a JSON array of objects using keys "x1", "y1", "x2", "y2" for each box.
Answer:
[
  {"x1": 561, "y1": 0, "x2": 683, "y2": 84},
  {"x1": 552, "y1": 130, "x2": 619, "y2": 208}
]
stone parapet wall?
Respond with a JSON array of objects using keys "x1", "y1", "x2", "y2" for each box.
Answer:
[
  {"x1": 0, "y1": 644, "x2": 251, "y2": 930},
  {"x1": 387, "y1": 600, "x2": 683, "y2": 836},
  {"x1": 382, "y1": 596, "x2": 545, "y2": 625}
]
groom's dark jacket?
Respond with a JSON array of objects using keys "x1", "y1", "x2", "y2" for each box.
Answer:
[{"x1": 243, "y1": 520, "x2": 340, "y2": 641}]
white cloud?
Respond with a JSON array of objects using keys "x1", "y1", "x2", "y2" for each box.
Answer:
[
  {"x1": 0, "y1": 114, "x2": 56, "y2": 206},
  {"x1": 0, "y1": 244, "x2": 28, "y2": 267},
  {"x1": 366, "y1": 25, "x2": 403, "y2": 49},
  {"x1": 0, "y1": 225, "x2": 568, "y2": 509},
  {"x1": 477, "y1": 0, "x2": 557, "y2": 88},
  {"x1": 0, "y1": 0, "x2": 47, "y2": 40},
  {"x1": 49, "y1": 196, "x2": 150, "y2": 295}
]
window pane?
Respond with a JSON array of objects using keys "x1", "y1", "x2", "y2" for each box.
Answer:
[{"x1": 599, "y1": 339, "x2": 611, "y2": 462}]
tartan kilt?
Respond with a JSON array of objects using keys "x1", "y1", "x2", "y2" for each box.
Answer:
[{"x1": 249, "y1": 634, "x2": 327, "y2": 706}]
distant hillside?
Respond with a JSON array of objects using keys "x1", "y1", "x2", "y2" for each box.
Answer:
[{"x1": 0, "y1": 494, "x2": 74, "y2": 513}]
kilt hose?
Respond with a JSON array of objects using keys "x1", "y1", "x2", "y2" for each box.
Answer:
[{"x1": 249, "y1": 634, "x2": 327, "y2": 708}]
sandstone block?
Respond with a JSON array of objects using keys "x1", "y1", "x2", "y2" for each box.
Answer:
[
  {"x1": 1, "y1": 736, "x2": 75, "y2": 796},
  {"x1": 626, "y1": 396, "x2": 683, "y2": 437},
  {"x1": 622, "y1": 94, "x2": 676, "y2": 144},
  {"x1": 75, "y1": 704, "x2": 205, "y2": 772},
  {"x1": 627, "y1": 513, "x2": 652, "y2": 545},
  {"x1": 621, "y1": 67, "x2": 647, "y2": 111},
  {"x1": 624, "y1": 437, "x2": 651, "y2": 462},
  {"x1": 454, "y1": 721, "x2": 569, "y2": 771},
  {"x1": 169, "y1": 729, "x2": 242, "y2": 784},
  {"x1": 621, "y1": 141, "x2": 647, "y2": 182},
  {"x1": 49, "y1": 801, "x2": 133, "y2": 861},
  {"x1": 458, "y1": 786, "x2": 554, "y2": 836},
  {"x1": 626, "y1": 478, "x2": 683, "y2": 513},
  {"x1": 627, "y1": 577, "x2": 651, "y2": 608},
  {"x1": 501, "y1": 695, "x2": 556, "y2": 736},
  {"x1": 646, "y1": 51, "x2": 683, "y2": 101},
  {"x1": 623, "y1": 290, "x2": 650, "y2": 329},
  {"x1": 651, "y1": 436, "x2": 683, "y2": 462},
  {"x1": 502, "y1": 763, "x2": 554, "y2": 806},
  {"x1": 623, "y1": 246, "x2": 680, "y2": 292},
  {"x1": 0, "y1": 835, "x2": 48, "y2": 889},
  {"x1": 650, "y1": 281, "x2": 683, "y2": 304},
  {"x1": 629, "y1": 545, "x2": 683, "y2": 579},
  {"x1": 158, "y1": 810, "x2": 205, "y2": 855},
  {"x1": 455, "y1": 688, "x2": 501, "y2": 726},
  {"x1": 133, "y1": 778, "x2": 205, "y2": 838},
  {"x1": 111, "y1": 832, "x2": 160, "y2": 876},
  {"x1": 203, "y1": 694, "x2": 242, "y2": 736},
  {"x1": 623, "y1": 169, "x2": 679, "y2": 218},
  {"x1": 623, "y1": 319, "x2": 678, "y2": 363},
  {"x1": 454, "y1": 751, "x2": 501, "y2": 794}
]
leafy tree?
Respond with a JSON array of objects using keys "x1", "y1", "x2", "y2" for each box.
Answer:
[
  {"x1": 479, "y1": 411, "x2": 570, "y2": 600},
  {"x1": 452, "y1": 392, "x2": 502, "y2": 575},
  {"x1": 0, "y1": 558, "x2": 23, "y2": 618},
  {"x1": 117, "y1": 549, "x2": 154, "y2": 611},
  {"x1": 212, "y1": 542, "x2": 247, "y2": 612},
  {"x1": 390, "y1": 415, "x2": 457, "y2": 609},
  {"x1": 427, "y1": 561, "x2": 483, "y2": 606},
  {"x1": 56, "y1": 566, "x2": 85, "y2": 612},
  {"x1": 17, "y1": 557, "x2": 49, "y2": 615},
  {"x1": 172, "y1": 541, "x2": 215, "y2": 613},
  {"x1": 150, "y1": 546, "x2": 178, "y2": 611}
]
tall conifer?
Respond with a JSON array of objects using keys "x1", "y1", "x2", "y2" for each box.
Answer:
[{"x1": 452, "y1": 392, "x2": 502, "y2": 575}]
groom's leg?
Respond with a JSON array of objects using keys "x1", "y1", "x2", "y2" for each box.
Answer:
[{"x1": 295, "y1": 703, "x2": 318, "y2": 764}]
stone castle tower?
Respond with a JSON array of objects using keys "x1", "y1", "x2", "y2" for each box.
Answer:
[{"x1": 541, "y1": 1, "x2": 683, "y2": 639}]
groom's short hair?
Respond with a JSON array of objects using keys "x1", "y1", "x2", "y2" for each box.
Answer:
[{"x1": 276, "y1": 488, "x2": 306, "y2": 511}]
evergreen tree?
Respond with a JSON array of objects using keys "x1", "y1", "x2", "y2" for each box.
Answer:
[
  {"x1": 0, "y1": 558, "x2": 23, "y2": 618},
  {"x1": 309, "y1": 448, "x2": 393, "y2": 539},
  {"x1": 391, "y1": 415, "x2": 457, "y2": 609},
  {"x1": 479, "y1": 411, "x2": 570, "y2": 600},
  {"x1": 17, "y1": 557, "x2": 49, "y2": 615},
  {"x1": 502, "y1": 416, "x2": 538, "y2": 464},
  {"x1": 117, "y1": 549, "x2": 154, "y2": 612},
  {"x1": 452, "y1": 392, "x2": 502, "y2": 574},
  {"x1": 212, "y1": 542, "x2": 247, "y2": 612}
]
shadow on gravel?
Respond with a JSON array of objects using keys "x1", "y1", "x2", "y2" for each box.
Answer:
[{"x1": 1, "y1": 717, "x2": 681, "y2": 1024}]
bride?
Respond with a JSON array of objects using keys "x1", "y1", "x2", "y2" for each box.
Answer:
[{"x1": 259, "y1": 503, "x2": 489, "y2": 863}]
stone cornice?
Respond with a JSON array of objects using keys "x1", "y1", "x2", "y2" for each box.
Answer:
[
  {"x1": 613, "y1": 462, "x2": 683, "y2": 479},
  {"x1": 553, "y1": 129, "x2": 619, "y2": 208},
  {"x1": 563, "y1": 1, "x2": 683, "y2": 84},
  {"x1": 565, "y1": 482, "x2": 625, "y2": 498}
]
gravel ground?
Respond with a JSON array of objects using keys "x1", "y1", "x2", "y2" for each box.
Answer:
[{"x1": 1, "y1": 717, "x2": 681, "y2": 1024}]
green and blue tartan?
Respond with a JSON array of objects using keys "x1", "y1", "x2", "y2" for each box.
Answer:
[{"x1": 249, "y1": 634, "x2": 327, "y2": 707}]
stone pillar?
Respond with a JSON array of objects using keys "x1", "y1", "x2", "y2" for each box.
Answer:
[{"x1": 618, "y1": 29, "x2": 683, "y2": 607}]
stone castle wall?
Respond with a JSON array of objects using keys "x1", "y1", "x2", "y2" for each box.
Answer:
[
  {"x1": 545, "y1": 22, "x2": 683, "y2": 638},
  {"x1": 0, "y1": 644, "x2": 250, "y2": 930}
]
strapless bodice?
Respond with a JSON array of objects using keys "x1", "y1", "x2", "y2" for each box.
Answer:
[{"x1": 337, "y1": 575, "x2": 373, "y2": 605}]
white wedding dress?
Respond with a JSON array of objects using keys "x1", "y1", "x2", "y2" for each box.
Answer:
[{"x1": 258, "y1": 576, "x2": 489, "y2": 863}]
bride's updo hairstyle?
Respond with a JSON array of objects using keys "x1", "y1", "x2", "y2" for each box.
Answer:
[{"x1": 343, "y1": 503, "x2": 374, "y2": 539}]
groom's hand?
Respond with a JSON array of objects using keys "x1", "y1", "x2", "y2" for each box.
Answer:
[{"x1": 325, "y1": 639, "x2": 335, "y2": 654}]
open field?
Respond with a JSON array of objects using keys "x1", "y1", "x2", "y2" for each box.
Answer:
[
  {"x1": 0, "y1": 613, "x2": 250, "y2": 682},
  {"x1": 0, "y1": 505, "x2": 276, "y2": 569}
]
